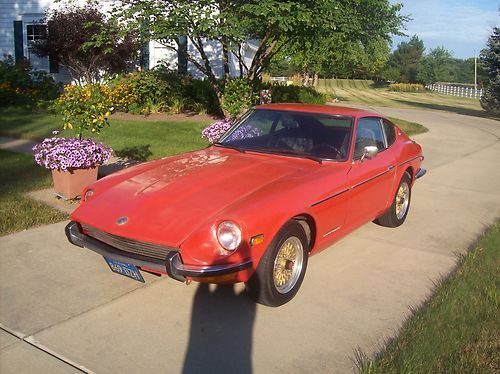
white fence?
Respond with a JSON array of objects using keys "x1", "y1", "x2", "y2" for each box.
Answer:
[{"x1": 426, "y1": 84, "x2": 483, "y2": 99}]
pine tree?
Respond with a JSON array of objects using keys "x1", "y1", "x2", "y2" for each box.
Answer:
[{"x1": 480, "y1": 27, "x2": 500, "y2": 114}]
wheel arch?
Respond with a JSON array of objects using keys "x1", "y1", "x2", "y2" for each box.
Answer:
[{"x1": 292, "y1": 214, "x2": 317, "y2": 252}]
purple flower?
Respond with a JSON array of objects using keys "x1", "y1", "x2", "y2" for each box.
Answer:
[
  {"x1": 33, "y1": 137, "x2": 112, "y2": 171},
  {"x1": 201, "y1": 119, "x2": 233, "y2": 143}
]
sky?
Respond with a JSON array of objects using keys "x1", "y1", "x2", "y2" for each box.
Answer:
[{"x1": 390, "y1": 0, "x2": 499, "y2": 59}]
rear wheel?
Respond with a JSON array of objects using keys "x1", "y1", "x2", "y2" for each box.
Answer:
[
  {"x1": 245, "y1": 221, "x2": 309, "y2": 307},
  {"x1": 375, "y1": 172, "x2": 412, "y2": 228}
]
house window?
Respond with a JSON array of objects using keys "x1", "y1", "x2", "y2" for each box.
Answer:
[{"x1": 25, "y1": 22, "x2": 49, "y2": 71}]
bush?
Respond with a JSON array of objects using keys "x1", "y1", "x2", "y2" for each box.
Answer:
[
  {"x1": 388, "y1": 83, "x2": 426, "y2": 92},
  {"x1": 109, "y1": 69, "x2": 222, "y2": 116},
  {"x1": 222, "y1": 78, "x2": 258, "y2": 118},
  {"x1": 53, "y1": 84, "x2": 114, "y2": 136},
  {"x1": 266, "y1": 84, "x2": 330, "y2": 104},
  {"x1": 0, "y1": 58, "x2": 59, "y2": 107}
]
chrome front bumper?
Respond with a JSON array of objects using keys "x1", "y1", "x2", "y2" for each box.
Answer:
[{"x1": 65, "y1": 221, "x2": 252, "y2": 282}]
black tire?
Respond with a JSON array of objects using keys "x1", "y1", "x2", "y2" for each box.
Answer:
[
  {"x1": 245, "y1": 220, "x2": 309, "y2": 307},
  {"x1": 375, "y1": 172, "x2": 412, "y2": 228}
]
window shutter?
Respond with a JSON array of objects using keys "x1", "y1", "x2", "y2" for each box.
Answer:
[
  {"x1": 13, "y1": 21, "x2": 24, "y2": 64},
  {"x1": 49, "y1": 55, "x2": 59, "y2": 73}
]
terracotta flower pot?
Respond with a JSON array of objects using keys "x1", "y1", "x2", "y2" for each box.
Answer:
[{"x1": 51, "y1": 167, "x2": 98, "y2": 199}]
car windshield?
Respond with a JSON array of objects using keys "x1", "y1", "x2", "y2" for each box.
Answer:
[{"x1": 217, "y1": 109, "x2": 354, "y2": 161}]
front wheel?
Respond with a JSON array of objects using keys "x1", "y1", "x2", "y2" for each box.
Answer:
[
  {"x1": 245, "y1": 221, "x2": 309, "y2": 307},
  {"x1": 375, "y1": 172, "x2": 412, "y2": 228}
]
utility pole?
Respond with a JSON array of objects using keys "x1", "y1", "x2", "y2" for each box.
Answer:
[{"x1": 474, "y1": 50, "x2": 477, "y2": 92}]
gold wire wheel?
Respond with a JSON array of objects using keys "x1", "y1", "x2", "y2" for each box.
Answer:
[
  {"x1": 395, "y1": 182, "x2": 410, "y2": 220},
  {"x1": 273, "y1": 236, "x2": 304, "y2": 294}
]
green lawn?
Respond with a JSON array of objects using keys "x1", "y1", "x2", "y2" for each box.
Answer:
[
  {"x1": 357, "y1": 221, "x2": 500, "y2": 373},
  {"x1": 388, "y1": 117, "x2": 427, "y2": 137},
  {"x1": 318, "y1": 79, "x2": 496, "y2": 120},
  {"x1": 0, "y1": 107, "x2": 213, "y2": 159},
  {"x1": 0, "y1": 107, "x2": 426, "y2": 159},
  {"x1": 0, "y1": 150, "x2": 68, "y2": 236}
]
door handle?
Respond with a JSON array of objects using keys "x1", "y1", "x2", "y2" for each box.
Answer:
[{"x1": 387, "y1": 165, "x2": 395, "y2": 170}]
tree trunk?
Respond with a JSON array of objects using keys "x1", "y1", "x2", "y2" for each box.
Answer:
[{"x1": 222, "y1": 37, "x2": 230, "y2": 83}]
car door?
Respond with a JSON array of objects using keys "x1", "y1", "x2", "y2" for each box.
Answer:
[{"x1": 346, "y1": 117, "x2": 397, "y2": 226}]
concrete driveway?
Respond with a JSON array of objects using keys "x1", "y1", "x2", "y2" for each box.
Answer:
[{"x1": 1, "y1": 108, "x2": 499, "y2": 373}]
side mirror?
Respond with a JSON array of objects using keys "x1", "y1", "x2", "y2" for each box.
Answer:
[{"x1": 360, "y1": 145, "x2": 378, "y2": 162}]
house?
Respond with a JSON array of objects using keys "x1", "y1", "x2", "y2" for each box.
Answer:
[{"x1": 0, "y1": 0, "x2": 256, "y2": 82}]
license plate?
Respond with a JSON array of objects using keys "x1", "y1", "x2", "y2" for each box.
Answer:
[{"x1": 104, "y1": 257, "x2": 145, "y2": 283}]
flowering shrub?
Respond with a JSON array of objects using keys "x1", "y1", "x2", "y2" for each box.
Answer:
[
  {"x1": 388, "y1": 83, "x2": 426, "y2": 92},
  {"x1": 259, "y1": 89, "x2": 272, "y2": 104},
  {"x1": 107, "y1": 81, "x2": 138, "y2": 111},
  {"x1": 201, "y1": 119, "x2": 233, "y2": 143},
  {"x1": 53, "y1": 84, "x2": 113, "y2": 136},
  {"x1": 33, "y1": 131, "x2": 112, "y2": 171}
]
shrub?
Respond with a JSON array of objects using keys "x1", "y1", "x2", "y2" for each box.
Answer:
[
  {"x1": 222, "y1": 78, "x2": 258, "y2": 118},
  {"x1": 388, "y1": 83, "x2": 426, "y2": 92},
  {"x1": 0, "y1": 58, "x2": 59, "y2": 107},
  {"x1": 266, "y1": 84, "x2": 330, "y2": 104},
  {"x1": 53, "y1": 84, "x2": 114, "y2": 136},
  {"x1": 183, "y1": 78, "x2": 219, "y2": 115}
]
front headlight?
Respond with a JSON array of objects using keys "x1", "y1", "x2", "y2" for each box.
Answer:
[
  {"x1": 83, "y1": 189, "x2": 94, "y2": 202},
  {"x1": 217, "y1": 221, "x2": 242, "y2": 251}
]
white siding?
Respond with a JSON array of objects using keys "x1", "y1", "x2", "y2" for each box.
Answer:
[
  {"x1": 1, "y1": 1, "x2": 256, "y2": 80},
  {"x1": 0, "y1": 0, "x2": 52, "y2": 59}
]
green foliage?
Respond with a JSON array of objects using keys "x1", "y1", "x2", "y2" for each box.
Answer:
[
  {"x1": 480, "y1": 27, "x2": 500, "y2": 114},
  {"x1": 222, "y1": 79, "x2": 258, "y2": 118},
  {"x1": 115, "y1": 0, "x2": 405, "y2": 116},
  {"x1": 389, "y1": 83, "x2": 426, "y2": 92},
  {"x1": 110, "y1": 70, "x2": 220, "y2": 115},
  {"x1": 53, "y1": 84, "x2": 113, "y2": 137},
  {"x1": 0, "y1": 58, "x2": 59, "y2": 107},
  {"x1": 417, "y1": 47, "x2": 455, "y2": 84},
  {"x1": 113, "y1": 71, "x2": 170, "y2": 114},
  {"x1": 275, "y1": 1, "x2": 404, "y2": 80},
  {"x1": 268, "y1": 84, "x2": 330, "y2": 104},
  {"x1": 384, "y1": 35, "x2": 425, "y2": 83}
]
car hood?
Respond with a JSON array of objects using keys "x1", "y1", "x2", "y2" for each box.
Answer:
[{"x1": 72, "y1": 147, "x2": 313, "y2": 247}]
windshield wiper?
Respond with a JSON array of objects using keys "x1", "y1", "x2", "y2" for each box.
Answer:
[
  {"x1": 253, "y1": 147, "x2": 323, "y2": 164},
  {"x1": 213, "y1": 142, "x2": 246, "y2": 153}
]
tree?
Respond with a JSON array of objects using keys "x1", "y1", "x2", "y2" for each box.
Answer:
[
  {"x1": 480, "y1": 27, "x2": 500, "y2": 114},
  {"x1": 275, "y1": 1, "x2": 403, "y2": 84},
  {"x1": 115, "y1": 0, "x2": 404, "y2": 116},
  {"x1": 384, "y1": 35, "x2": 424, "y2": 83},
  {"x1": 417, "y1": 47, "x2": 454, "y2": 84},
  {"x1": 33, "y1": 2, "x2": 141, "y2": 84}
]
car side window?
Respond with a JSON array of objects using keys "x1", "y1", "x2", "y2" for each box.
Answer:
[
  {"x1": 353, "y1": 117, "x2": 386, "y2": 159},
  {"x1": 382, "y1": 120, "x2": 396, "y2": 147}
]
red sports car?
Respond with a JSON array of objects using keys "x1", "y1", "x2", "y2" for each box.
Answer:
[{"x1": 66, "y1": 104, "x2": 425, "y2": 306}]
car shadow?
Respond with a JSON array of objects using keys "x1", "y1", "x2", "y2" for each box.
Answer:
[{"x1": 182, "y1": 283, "x2": 256, "y2": 374}]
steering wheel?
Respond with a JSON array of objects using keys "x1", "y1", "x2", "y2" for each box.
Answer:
[{"x1": 311, "y1": 144, "x2": 343, "y2": 159}]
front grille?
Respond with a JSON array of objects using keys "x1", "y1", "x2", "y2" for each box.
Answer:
[{"x1": 82, "y1": 225, "x2": 177, "y2": 260}]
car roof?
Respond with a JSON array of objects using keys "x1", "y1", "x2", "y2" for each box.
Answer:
[{"x1": 255, "y1": 103, "x2": 383, "y2": 118}]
